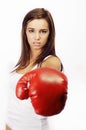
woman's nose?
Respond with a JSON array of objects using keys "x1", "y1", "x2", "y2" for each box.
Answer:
[{"x1": 34, "y1": 32, "x2": 40, "y2": 40}]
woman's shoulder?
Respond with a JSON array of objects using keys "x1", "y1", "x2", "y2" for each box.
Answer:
[{"x1": 41, "y1": 55, "x2": 62, "y2": 70}]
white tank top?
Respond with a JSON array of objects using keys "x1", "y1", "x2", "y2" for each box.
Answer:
[{"x1": 6, "y1": 56, "x2": 51, "y2": 130}]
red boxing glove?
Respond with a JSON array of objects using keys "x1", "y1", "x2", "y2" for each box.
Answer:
[
  {"x1": 16, "y1": 70, "x2": 36, "y2": 99},
  {"x1": 16, "y1": 67, "x2": 68, "y2": 116}
]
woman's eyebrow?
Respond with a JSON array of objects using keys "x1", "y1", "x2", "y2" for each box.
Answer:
[
  {"x1": 27, "y1": 27, "x2": 34, "y2": 29},
  {"x1": 27, "y1": 28, "x2": 48, "y2": 30}
]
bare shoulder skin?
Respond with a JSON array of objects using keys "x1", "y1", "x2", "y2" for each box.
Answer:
[
  {"x1": 41, "y1": 55, "x2": 61, "y2": 71},
  {"x1": 16, "y1": 56, "x2": 61, "y2": 74}
]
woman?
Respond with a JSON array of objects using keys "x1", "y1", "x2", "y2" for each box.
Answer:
[{"x1": 6, "y1": 8, "x2": 63, "y2": 130}]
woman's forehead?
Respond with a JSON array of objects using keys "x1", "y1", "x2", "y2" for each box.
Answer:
[{"x1": 27, "y1": 19, "x2": 49, "y2": 29}]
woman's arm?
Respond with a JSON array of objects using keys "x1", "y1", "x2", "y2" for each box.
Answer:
[{"x1": 41, "y1": 56, "x2": 62, "y2": 71}]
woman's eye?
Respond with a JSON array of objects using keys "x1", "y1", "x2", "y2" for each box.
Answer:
[
  {"x1": 41, "y1": 30, "x2": 47, "y2": 33},
  {"x1": 28, "y1": 29, "x2": 34, "y2": 33}
]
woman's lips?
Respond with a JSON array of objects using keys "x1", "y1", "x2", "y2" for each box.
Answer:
[{"x1": 33, "y1": 42, "x2": 40, "y2": 46}]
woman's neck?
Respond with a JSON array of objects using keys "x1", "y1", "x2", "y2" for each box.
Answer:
[{"x1": 30, "y1": 49, "x2": 41, "y2": 63}]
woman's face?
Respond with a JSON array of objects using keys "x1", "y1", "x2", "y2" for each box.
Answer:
[{"x1": 26, "y1": 19, "x2": 50, "y2": 51}]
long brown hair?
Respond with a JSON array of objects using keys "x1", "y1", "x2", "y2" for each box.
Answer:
[{"x1": 15, "y1": 8, "x2": 62, "y2": 71}]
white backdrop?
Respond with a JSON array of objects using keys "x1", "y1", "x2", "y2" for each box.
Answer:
[{"x1": 0, "y1": 0, "x2": 86, "y2": 130}]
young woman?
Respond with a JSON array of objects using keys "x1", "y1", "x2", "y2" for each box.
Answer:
[{"x1": 6, "y1": 8, "x2": 63, "y2": 130}]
